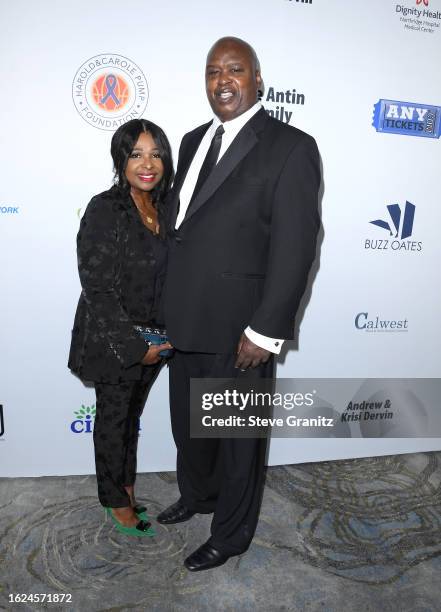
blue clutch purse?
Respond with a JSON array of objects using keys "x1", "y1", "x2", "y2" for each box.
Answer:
[{"x1": 134, "y1": 326, "x2": 173, "y2": 358}]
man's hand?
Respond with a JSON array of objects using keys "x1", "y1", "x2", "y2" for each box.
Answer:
[
  {"x1": 141, "y1": 342, "x2": 173, "y2": 365},
  {"x1": 235, "y1": 333, "x2": 271, "y2": 369}
]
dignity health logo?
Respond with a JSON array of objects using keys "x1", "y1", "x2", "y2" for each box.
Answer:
[
  {"x1": 364, "y1": 201, "x2": 422, "y2": 252},
  {"x1": 72, "y1": 54, "x2": 148, "y2": 130},
  {"x1": 395, "y1": 1, "x2": 441, "y2": 34},
  {"x1": 372, "y1": 99, "x2": 440, "y2": 138}
]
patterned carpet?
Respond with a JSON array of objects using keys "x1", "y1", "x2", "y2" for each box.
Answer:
[{"x1": 1, "y1": 452, "x2": 441, "y2": 611}]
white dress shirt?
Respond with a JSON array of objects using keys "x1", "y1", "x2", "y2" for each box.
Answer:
[{"x1": 176, "y1": 102, "x2": 284, "y2": 355}]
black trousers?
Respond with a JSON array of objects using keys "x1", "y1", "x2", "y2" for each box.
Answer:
[
  {"x1": 93, "y1": 365, "x2": 161, "y2": 507},
  {"x1": 169, "y1": 350, "x2": 274, "y2": 556}
]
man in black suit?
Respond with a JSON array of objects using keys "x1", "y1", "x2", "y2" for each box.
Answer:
[{"x1": 159, "y1": 37, "x2": 320, "y2": 571}]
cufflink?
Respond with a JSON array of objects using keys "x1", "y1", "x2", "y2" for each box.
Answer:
[{"x1": 275, "y1": 342, "x2": 280, "y2": 347}]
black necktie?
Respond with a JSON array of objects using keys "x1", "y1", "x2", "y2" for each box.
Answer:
[{"x1": 186, "y1": 125, "x2": 225, "y2": 215}]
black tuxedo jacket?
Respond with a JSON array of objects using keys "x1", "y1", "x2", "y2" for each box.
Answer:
[
  {"x1": 163, "y1": 108, "x2": 320, "y2": 353},
  {"x1": 68, "y1": 186, "x2": 167, "y2": 382}
]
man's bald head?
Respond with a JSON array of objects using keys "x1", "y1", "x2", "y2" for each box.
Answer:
[{"x1": 207, "y1": 37, "x2": 260, "y2": 73}]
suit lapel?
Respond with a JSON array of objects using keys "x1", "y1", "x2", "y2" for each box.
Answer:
[
  {"x1": 181, "y1": 108, "x2": 268, "y2": 225},
  {"x1": 170, "y1": 122, "x2": 211, "y2": 228}
]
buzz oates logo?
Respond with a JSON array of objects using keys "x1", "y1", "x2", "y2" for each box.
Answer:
[
  {"x1": 70, "y1": 404, "x2": 96, "y2": 433},
  {"x1": 72, "y1": 53, "x2": 149, "y2": 130},
  {"x1": 364, "y1": 201, "x2": 422, "y2": 252},
  {"x1": 0, "y1": 405, "x2": 4, "y2": 438},
  {"x1": 260, "y1": 87, "x2": 305, "y2": 124}
]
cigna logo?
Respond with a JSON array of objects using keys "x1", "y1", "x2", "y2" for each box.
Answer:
[
  {"x1": 0, "y1": 405, "x2": 4, "y2": 438},
  {"x1": 70, "y1": 404, "x2": 96, "y2": 434},
  {"x1": 355, "y1": 313, "x2": 409, "y2": 332}
]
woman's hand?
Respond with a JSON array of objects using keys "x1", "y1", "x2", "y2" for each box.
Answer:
[{"x1": 141, "y1": 342, "x2": 173, "y2": 365}]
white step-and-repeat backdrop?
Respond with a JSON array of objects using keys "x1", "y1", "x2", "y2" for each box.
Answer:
[{"x1": 1, "y1": 0, "x2": 440, "y2": 477}]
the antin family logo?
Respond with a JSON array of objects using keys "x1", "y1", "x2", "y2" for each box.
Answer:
[
  {"x1": 395, "y1": 1, "x2": 440, "y2": 34},
  {"x1": 260, "y1": 87, "x2": 305, "y2": 124},
  {"x1": 372, "y1": 99, "x2": 440, "y2": 138},
  {"x1": 364, "y1": 201, "x2": 422, "y2": 252},
  {"x1": 355, "y1": 313, "x2": 409, "y2": 332},
  {"x1": 72, "y1": 54, "x2": 149, "y2": 130},
  {"x1": 70, "y1": 404, "x2": 96, "y2": 433},
  {"x1": 0, "y1": 405, "x2": 4, "y2": 439}
]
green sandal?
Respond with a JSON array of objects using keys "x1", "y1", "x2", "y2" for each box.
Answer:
[
  {"x1": 105, "y1": 507, "x2": 155, "y2": 537},
  {"x1": 133, "y1": 504, "x2": 147, "y2": 519}
]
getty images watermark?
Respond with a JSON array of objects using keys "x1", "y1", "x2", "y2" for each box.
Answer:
[
  {"x1": 200, "y1": 387, "x2": 333, "y2": 428},
  {"x1": 189, "y1": 378, "x2": 441, "y2": 438}
]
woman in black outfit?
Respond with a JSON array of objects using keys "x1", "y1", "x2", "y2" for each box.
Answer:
[{"x1": 68, "y1": 119, "x2": 173, "y2": 536}]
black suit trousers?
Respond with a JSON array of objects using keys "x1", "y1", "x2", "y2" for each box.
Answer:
[
  {"x1": 169, "y1": 350, "x2": 274, "y2": 556},
  {"x1": 93, "y1": 363, "x2": 161, "y2": 507}
]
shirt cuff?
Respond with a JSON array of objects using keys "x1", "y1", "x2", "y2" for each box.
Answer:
[{"x1": 244, "y1": 326, "x2": 284, "y2": 354}]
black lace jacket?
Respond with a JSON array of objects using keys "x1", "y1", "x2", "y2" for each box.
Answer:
[{"x1": 68, "y1": 185, "x2": 167, "y2": 383}]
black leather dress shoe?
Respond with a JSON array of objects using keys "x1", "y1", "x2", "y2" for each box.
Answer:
[
  {"x1": 184, "y1": 542, "x2": 230, "y2": 572},
  {"x1": 156, "y1": 499, "x2": 196, "y2": 524}
]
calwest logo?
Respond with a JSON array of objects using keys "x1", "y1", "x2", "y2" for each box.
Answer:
[
  {"x1": 72, "y1": 53, "x2": 148, "y2": 131},
  {"x1": 0, "y1": 405, "x2": 4, "y2": 438},
  {"x1": 70, "y1": 404, "x2": 96, "y2": 433},
  {"x1": 364, "y1": 201, "x2": 422, "y2": 252},
  {"x1": 355, "y1": 313, "x2": 409, "y2": 332}
]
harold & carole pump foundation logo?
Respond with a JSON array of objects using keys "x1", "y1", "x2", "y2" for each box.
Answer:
[{"x1": 72, "y1": 53, "x2": 149, "y2": 130}]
